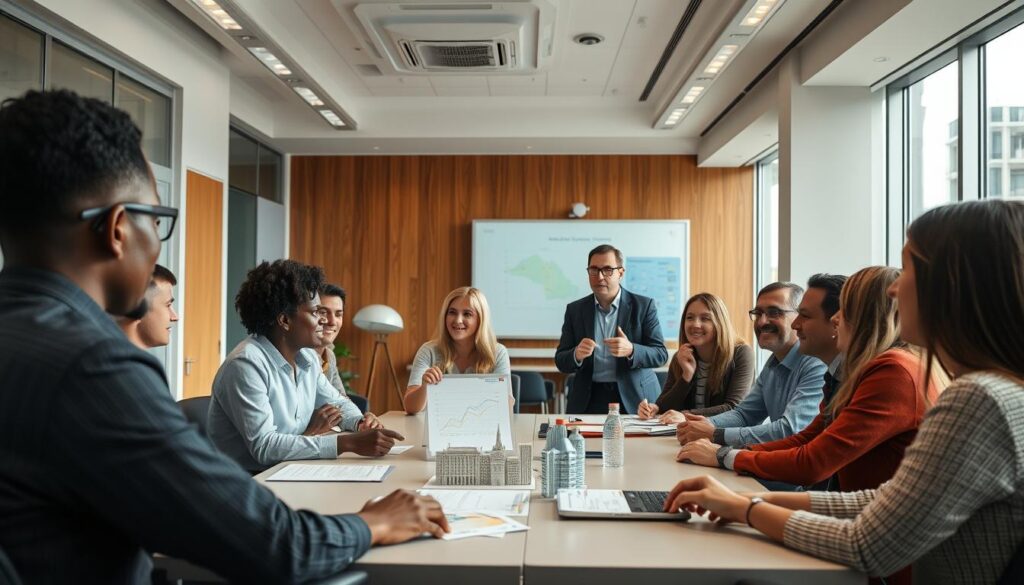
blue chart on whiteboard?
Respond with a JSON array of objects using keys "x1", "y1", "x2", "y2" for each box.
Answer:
[{"x1": 624, "y1": 257, "x2": 682, "y2": 339}]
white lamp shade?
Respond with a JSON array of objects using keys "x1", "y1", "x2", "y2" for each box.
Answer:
[{"x1": 353, "y1": 304, "x2": 404, "y2": 334}]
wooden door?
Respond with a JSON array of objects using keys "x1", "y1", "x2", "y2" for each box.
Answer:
[{"x1": 183, "y1": 170, "x2": 224, "y2": 398}]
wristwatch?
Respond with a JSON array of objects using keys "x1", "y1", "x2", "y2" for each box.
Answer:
[
  {"x1": 746, "y1": 496, "x2": 765, "y2": 526},
  {"x1": 715, "y1": 445, "x2": 732, "y2": 469}
]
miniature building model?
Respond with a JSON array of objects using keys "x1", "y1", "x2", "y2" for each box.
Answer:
[
  {"x1": 540, "y1": 420, "x2": 583, "y2": 498},
  {"x1": 435, "y1": 426, "x2": 533, "y2": 486}
]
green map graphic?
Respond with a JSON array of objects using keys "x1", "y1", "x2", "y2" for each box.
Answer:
[{"x1": 508, "y1": 255, "x2": 579, "y2": 299}]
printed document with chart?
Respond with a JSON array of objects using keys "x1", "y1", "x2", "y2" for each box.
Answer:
[{"x1": 426, "y1": 374, "x2": 514, "y2": 458}]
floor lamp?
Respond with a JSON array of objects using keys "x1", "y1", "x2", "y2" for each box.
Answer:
[{"x1": 353, "y1": 304, "x2": 405, "y2": 411}]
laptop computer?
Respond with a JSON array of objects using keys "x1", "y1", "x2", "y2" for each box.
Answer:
[{"x1": 556, "y1": 489, "x2": 691, "y2": 521}]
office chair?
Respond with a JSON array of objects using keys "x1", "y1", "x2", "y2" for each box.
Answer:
[
  {"x1": 177, "y1": 396, "x2": 212, "y2": 438},
  {"x1": 656, "y1": 370, "x2": 667, "y2": 390},
  {"x1": 512, "y1": 371, "x2": 549, "y2": 413},
  {"x1": 998, "y1": 539, "x2": 1024, "y2": 584},
  {"x1": 347, "y1": 392, "x2": 370, "y2": 414},
  {"x1": 510, "y1": 374, "x2": 521, "y2": 413},
  {"x1": 0, "y1": 547, "x2": 22, "y2": 585}
]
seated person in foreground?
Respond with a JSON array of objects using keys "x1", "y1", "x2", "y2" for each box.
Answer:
[
  {"x1": 209, "y1": 259, "x2": 400, "y2": 473},
  {"x1": 662, "y1": 199, "x2": 1024, "y2": 585},
  {"x1": 675, "y1": 282, "x2": 826, "y2": 448},
  {"x1": 637, "y1": 292, "x2": 754, "y2": 422},
  {"x1": 404, "y1": 286, "x2": 511, "y2": 414},
  {"x1": 115, "y1": 263, "x2": 179, "y2": 350},
  {"x1": 0, "y1": 89, "x2": 447, "y2": 584}
]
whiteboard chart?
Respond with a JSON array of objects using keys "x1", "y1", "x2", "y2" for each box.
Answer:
[
  {"x1": 472, "y1": 220, "x2": 690, "y2": 339},
  {"x1": 426, "y1": 374, "x2": 514, "y2": 457}
]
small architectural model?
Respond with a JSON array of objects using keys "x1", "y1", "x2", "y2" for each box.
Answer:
[
  {"x1": 435, "y1": 426, "x2": 533, "y2": 486},
  {"x1": 540, "y1": 420, "x2": 583, "y2": 498}
]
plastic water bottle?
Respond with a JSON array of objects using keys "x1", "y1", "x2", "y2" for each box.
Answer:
[
  {"x1": 602, "y1": 403, "x2": 624, "y2": 468},
  {"x1": 568, "y1": 426, "x2": 586, "y2": 487}
]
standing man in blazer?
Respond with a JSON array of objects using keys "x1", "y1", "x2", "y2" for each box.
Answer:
[{"x1": 556, "y1": 244, "x2": 669, "y2": 414}]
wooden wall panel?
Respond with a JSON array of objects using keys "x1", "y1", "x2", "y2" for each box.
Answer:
[{"x1": 291, "y1": 155, "x2": 754, "y2": 413}]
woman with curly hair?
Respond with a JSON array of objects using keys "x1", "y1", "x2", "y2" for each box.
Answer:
[
  {"x1": 209, "y1": 259, "x2": 402, "y2": 473},
  {"x1": 403, "y1": 286, "x2": 511, "y2": 414}
]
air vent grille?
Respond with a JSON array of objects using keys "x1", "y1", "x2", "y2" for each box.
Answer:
[{"x1": 399, "y1": 40, "x2": 514, "y2": 70}]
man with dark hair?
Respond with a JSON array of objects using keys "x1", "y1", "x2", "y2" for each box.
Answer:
[
  {"x1": 315, "y1": 283, "x2": 370, "y2": 412},
  {"x1": 209, "y1": 261, "x2": 399, "y2": 472},
  {"x1": 555, "y1": 244, "x2": 668, "y2": 414},
  {"x1": 117, "y1": 264, "x2": 179, "y2": 350},
  {"x1": 676, "y1": 281, "x2": 826, "y2": 449},
  {"x1": 795, "y1": 273, "x2": 848, "y2": 401},
  {"x1": 0, "y1": 90, "x2": 447, "y2": 584}
]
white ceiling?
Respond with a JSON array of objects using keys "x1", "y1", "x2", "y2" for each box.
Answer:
[
  {"x1": 169, "y1": 0, "x2": 1015, "y2": 155},
  {"x1": 167, "y1": 0, "x2": 839, "y2": 154}
]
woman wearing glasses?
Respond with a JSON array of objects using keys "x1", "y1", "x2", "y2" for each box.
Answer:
[
  {"x1": 664, "y1": 200, "x2": 1024, "y2": 585},
  {"x1": 637, "y1": 293, "x2": 754, "y2": 423},
  {"x1": 403, "y1": 286, "x2": 511, "y2": 414}
]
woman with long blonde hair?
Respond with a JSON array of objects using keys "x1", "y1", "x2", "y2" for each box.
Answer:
[
  {"x1": 403, "y1": 287, "x2": 510, "y2": 414},
  {"x1": 637, "y1": 292, "x2": 754, "y2": 423}
]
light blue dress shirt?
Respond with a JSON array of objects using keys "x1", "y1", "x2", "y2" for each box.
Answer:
[
  {"x1": 588, "y1": 289, "x2": 622, "y2": 383},
  {"x1": 208, "y1": 335, "x2": 365, "y2": 472},
  {"x1": 708, "y1": 341, "x2": 825, "y2": 447}
]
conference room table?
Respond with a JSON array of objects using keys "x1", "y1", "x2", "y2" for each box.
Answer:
[{"x1": 253, "y1": 413, "x2": 865, "y2": 585}]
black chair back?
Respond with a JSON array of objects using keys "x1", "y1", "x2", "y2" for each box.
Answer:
[
  {"x1": 178, "y1": 396, "x2": 212, "y2": 438},
  {"x1": 512, "y1": 371, "x2": 549, "y2": 413},
  {"x1": 0, "y1": 546, "x2": 22, "y2": 585},
  {"x1": 510, "y1": 374, "x2": 521, "y2": 413},
  {"x1": 998, "y1": 539, "x2": 1024, "y2": 584}
]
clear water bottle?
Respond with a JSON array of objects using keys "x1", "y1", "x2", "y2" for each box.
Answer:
[
  {"x1": 602, "y1": 403, "x2": 624, "y2": 468},
  {"x1": 568, "y1": 426, "x2": 586, "y2": 487}
]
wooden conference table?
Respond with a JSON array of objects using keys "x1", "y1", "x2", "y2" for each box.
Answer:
[{"x1": 253, "y1": 413, "x2": 864, "y2": 585}]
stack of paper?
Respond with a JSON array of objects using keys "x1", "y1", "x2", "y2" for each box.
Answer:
[
  {"x1": 418, "y1": 489, "x2": 531, "y2": 517},
  {"x1": 265, "y1": 464, "x2": 394, "y2": 482},
  {"x1": 442, "y1": 512, "x2": 528, "y2": 540}
]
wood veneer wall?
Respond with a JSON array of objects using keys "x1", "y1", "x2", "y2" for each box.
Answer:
[{"x1": 290, "y1": 155, "x2": 754, "y2": 413}]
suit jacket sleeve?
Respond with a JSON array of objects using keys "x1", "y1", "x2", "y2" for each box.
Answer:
[
  {"x1": 626, "y1": 298, "x2": 668, "y2": 369},
  {"x1": 555, "y1": 304, "x2": 581, "y2": 373},
  {"x1": 54, "y1": 339, "x2": 371, "y2": 583}
]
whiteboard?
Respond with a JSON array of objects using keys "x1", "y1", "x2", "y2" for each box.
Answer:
[{"x1": 472, "y1": 220, "x2": 689, "y2": 339}]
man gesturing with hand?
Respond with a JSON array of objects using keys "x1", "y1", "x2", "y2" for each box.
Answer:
[{"x1": 556, "y1": 245, "x2": 668, "y2": 414}]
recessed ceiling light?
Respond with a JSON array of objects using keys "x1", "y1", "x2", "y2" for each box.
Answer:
[
  {"x1": 704, "y1": 44, "x2": 738, "y2": 75},
  {"x1": 247, "y1": 47, "x2": 292, "y2": 76},
  {"x1": 740, "y1": 0, "x2": 780, "y2": 27},
  {"x1": 189, "y1": 0, "x2": 242, "y2": 30},
  {"x1": 680, "y1": 86, "x2": 705, "y2": 104},
  {"x1": 319, "y1": 110, "x2": 345, "y2": 127},
  {"x1": 573, "y1": 33, "x2": 604, "y2": 46},
  {"x1": 293, "y1": 87, "x2": 324, "y2": 107}
]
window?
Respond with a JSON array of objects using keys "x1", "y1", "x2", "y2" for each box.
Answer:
[
  {"x1": 991, "y1": 106, "x2": 1004, "y2": 122},
  {"x1": 907, "y1": 61, "x2": 959, "y2": 219},
  {"x1": 1013, "y1": 131, "x2": 1024, "y2": 160},
  {"x1": 991, "y1": 130, "x2": 1004, "y2": 159},
  {"x1": 116, "y1": 74, "x2": 171, "y2": 166},
  {"x1": 989, "y1": 168, "x2": 1003, "y2": 197},
  {"x1": 50, "y1": 41, "x2": 113, "y2": 103},
  {"x1": 0, "y1": 14, "x2": 42, "y2": 102},
  {"x1": 1012, "y1": 107, "x2": 1024, "y2": 122},
  {"x1": 755, "y1": 150, "x2": 779, "y2": 290},
  {"x1": 1012, "y1": 170, "x2": 1024, "y2": 197},
  {"x1": 229, "y1": 128, "x2": 282, "y2": 202}
]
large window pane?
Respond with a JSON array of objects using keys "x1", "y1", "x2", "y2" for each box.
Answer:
[
  {"x1": 0, "y1": 15, "x2": 43, "y2": 102},
  {"x1": 116, "y1": 74, "x2": 171, "y2": 166},
  {"x1": 50, "y1": 41, "x2": 112, "y2": 103},
  {"x1": 229, "y1": 129, "x2": 259, "y2": 195},
  {"x1": 756, "y1": 152, "x2": 779, "y2": 288},
  {"x1": 908, "y1": 61, "x2": 958, "y2": 218},
  {"x1": 984, "y1": 22, "x2": 1024, "y2": 199},
  {"x1": 257, "y1": 145, "x2": 281, "y2": 202}
]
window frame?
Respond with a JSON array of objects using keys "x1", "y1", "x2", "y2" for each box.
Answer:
[
  {"x1": 885, "y1": 7, "x2": 1024, "y2": 263},
  {"x1": 229, "y1": 125, "x2": 284, "y2": 203}
]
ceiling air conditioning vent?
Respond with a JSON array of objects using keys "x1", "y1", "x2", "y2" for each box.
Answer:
[
  {"x1": 349, "y1": 1, "x2": 553, "y2": 74},
  {"x1": 399, "y1": 40, "x2": 514, "y2": 70}
]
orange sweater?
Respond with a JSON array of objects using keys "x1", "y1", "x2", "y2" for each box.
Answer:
[{"x1": 733, "y1": 349, "x2": 934, "y2": 492}]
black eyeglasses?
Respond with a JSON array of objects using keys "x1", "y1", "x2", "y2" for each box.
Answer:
[
  {"x1": 586, "y1": 266, "x2": 623, "y2": 277},
  {"x1": 748, "y1": 307, "x2": 798, "y2": 321},
  {"x1": 80, "y1": 203, "x2": 179, "y2": 242}
]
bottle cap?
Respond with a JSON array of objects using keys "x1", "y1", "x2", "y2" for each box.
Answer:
[
  {"x1": 555, "y1": 418, "x2": 566, "y2": 426},
  {"x1": 608, "y1": 402, "x2": 619, "y2": 409}
]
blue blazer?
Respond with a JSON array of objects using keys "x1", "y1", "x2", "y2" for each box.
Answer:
[{"x1": 555, "y1": 288, "x2": 669, "y2": 414}]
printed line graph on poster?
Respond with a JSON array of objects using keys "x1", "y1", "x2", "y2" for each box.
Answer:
[{"x1": 426, "y1": 374, "x2": 513, "y2": 457}]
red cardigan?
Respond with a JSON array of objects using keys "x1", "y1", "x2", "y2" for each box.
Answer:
[{"x1": 733, "y1": 349, "x2": 934, "y2": 491}]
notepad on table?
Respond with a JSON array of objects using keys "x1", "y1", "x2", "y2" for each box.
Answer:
[{"x1": 266, "y1": 464, "x2": 394, "y2": 482}]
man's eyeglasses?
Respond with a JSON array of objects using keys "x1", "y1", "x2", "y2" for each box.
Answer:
[
  {"x1": 748, "y1": 307, "x2": 797, "y2": 321},
  {"x1": 80, "y1": 203, "x2": 179, "y2": 242},
  {"x1": 586, "y1": 266, "x2": 623, "y2": 278}
]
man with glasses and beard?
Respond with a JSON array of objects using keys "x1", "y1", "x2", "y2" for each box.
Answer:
[
  {"x1": 0, "y1": 90, "x2": 447, "y2": 585},
  {"x1": 675, "y1": 282, "x2": 826, "y2": 450}
]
